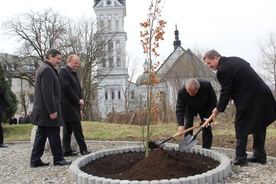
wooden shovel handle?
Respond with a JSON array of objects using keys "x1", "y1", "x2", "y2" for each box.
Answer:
[{"x1": 172, "y1": 123, "x2": 201, "y2": 138}]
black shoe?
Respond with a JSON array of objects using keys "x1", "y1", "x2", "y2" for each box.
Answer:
[
  {"x1": 63, "y1": 150, "x2": 79, "y2": 157},
  {"x1": 0, "y1": 143, "x2": 8, "y2": 148},
  {"x1": 247, "y1": 156, "x2": 266, "y2": 164},
  {"x1": 231, "y1": 159, "x2": 248, "y2": 166},
  {"x1": 54, "y1": 159, "x2": 72, "y2": 166},
  {"x1": 80, "y1": 150, "x2": 91, "y2": 155},
  {"x1": 30, "y1": 160, "x2": 50, "y2": 168}
]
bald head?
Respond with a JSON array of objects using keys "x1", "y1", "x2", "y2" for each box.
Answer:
[
  {"x1": 185, "y1": 78, "x2": 200, "y2": 96},
  {"x1": 67, "y1": 54, "x2": 80, "y2": 70}
]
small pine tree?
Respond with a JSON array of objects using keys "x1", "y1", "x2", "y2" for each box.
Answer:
[{"x1": 0, "y1": 65, "x2": 17, "y2": 122}]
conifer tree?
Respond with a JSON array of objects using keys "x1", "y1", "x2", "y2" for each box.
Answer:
[{"x1": 0, "y1": 65, "x2": 17, "y2": 122}]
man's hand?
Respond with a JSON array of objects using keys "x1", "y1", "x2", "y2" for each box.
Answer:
[
  {"x1": 50, "y1": 112, "x2": 57, "y2": 119},
  {"x1": 79, "y1": 99, "x2": 84, "y2": 106},
  {"x1": 178, "y1": 126, "x2": 185, "y2": 134},
  {"x1": 212, "y1": 108, "x2": 219, "y2": 116}
]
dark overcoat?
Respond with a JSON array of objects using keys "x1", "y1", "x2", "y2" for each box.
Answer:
[
  {"x1": 59, "y1": 65, "x2": 82, "y2": 121},
  {"x1": 31, "y1": 61, "x2": 64, "y2": 127},
  {"x1": 216, "y1": 56, "x2": 276, "y2": 138},
  {"x1": 176, "y1": 79, "x2": 217, "y2": 126}
]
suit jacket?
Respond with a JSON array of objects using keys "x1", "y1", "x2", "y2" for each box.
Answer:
[
  {"x1": 59, "y1": 65, "x2": 82, "y2": 121},
  {"x1": 31, "y1": 61, "x2": 64, "y2": 127},
  {"x1": 216, "y1": 56, "x2": 276, "y2": 138},
  {"x1": 176, "y1": 79, "x2": 217, "y2": 126},
  {"x1": 19, "y1": 116, "x2": 28, "y2": 124}
]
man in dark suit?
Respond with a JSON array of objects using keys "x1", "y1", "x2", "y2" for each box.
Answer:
[
  {"x1": 19, "y1": 112, "x2": 28, "y2": 124},
  {"x1": 176, "y1": 78, "x2": 217, "y2": 149},
  {"x1": 203, "y1": 49, "x2": 276, "y2": 166},
  {"x1": 59, "y1": 54, "x2": 90, "y2": 156},
  {"x1": 30, "y1": 49, "x2": 71, "y2": 167}
]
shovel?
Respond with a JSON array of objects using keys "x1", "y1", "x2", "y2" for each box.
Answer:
[
  {"x1": 148, "y1": 123, "x2": 201, "y2": 149},
  {"x1": 179, "y1": 114, "x2": 215, "y2": 151}
]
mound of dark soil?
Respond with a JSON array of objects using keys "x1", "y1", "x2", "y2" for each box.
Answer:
[{"x1": 81, "y1": 148, "x2": 219, "y2": 180}]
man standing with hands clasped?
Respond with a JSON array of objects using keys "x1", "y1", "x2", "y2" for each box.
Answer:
[
  {"x1": 30, "y1": 49, "x2": 71, "y2": 167},
  {"x1": 59, "y1": 54, "x2": 90, "y2": 156},
  {"x1": 203, "y1": 49, "x2": 276, "y2": 166}
]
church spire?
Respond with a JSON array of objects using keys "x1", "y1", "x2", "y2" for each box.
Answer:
[{"x1": 173, "y1": 25, "x2": 181, "y2": 50}]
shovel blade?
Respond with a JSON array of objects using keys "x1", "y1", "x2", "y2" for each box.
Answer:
[
  {"x1": 179, "y1": 134, "x2": 199, "y2": 151},
  {"x1": 155, "y1": 140, "x2": 165, "y2": 147},
  {"x1": 148, "y1": 137, "x2": 170, "y2": 149}
]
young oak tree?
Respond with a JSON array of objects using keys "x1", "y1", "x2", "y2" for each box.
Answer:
[{"x1": 140, "y1": 0, "x2": 166, "y2": 156}]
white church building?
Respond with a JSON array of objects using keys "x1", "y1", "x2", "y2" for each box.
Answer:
[{"x1": 91, "y1": 0, "x2": 218, "y2": 120}]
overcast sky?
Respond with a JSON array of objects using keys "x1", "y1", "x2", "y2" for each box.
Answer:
[{"x1": 0, "y1": 0, "x2": 276, "y2": 77}]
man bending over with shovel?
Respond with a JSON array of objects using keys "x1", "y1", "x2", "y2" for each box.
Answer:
[{"x1": 176, "y1": 78, "x2": 217, "y2": 149}]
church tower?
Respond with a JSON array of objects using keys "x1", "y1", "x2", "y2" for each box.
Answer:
[{"x1": 93, "y1": 0, "x2": 128, "y2": 120}]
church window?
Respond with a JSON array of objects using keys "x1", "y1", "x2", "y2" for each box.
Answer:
[
  {"x1": 28, "y1": 63, "x2": 35, "y2": 71},
  {"x1": 117, "y1": 56, "x2": 121, "y2": 67},
  {"x1": 111, "y1": 91, "x2": 115, "y2": 99},
  {"x1": 105, "y1": 92, "x2": 108, "y2": 100},
  {"x1": 116, "y1": 40, "x2": 120, "y2": 50},
  {"x1": 108, "y1": 17, "x2": 111, "y2": 32},
  {"x1": 130, "y1": 90, "x2": 134, "y2": 99},
  {"x1": 115, "y1": 15, "x2": 119, "y2": 31},
  {"x1": 118, "y1": 91, "x2": 121, "y2": 99},
  {"x1": 108, "y1": 42, "x2": 113, "y2": 56},
  {"x1": 108, "y1": 42, "x2": 113, "y2": 51},
  {"x1": 109, "y1": 58, "x2": 114, "y2": 67}
]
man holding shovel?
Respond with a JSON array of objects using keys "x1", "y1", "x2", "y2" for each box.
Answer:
[
  {"x1": 176, "y1": 78, "x2": 217, "y2": 149},
  {"x1": 203, "y1": 49, "x2": 276, "y2": 166}
]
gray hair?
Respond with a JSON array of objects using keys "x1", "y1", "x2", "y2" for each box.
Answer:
[
  {"x1": 203, "y1": 49, "x2": 221, "y2": 60},
  {"x1": 185, "y1": 78, "x2": 200, "y2": 89}
]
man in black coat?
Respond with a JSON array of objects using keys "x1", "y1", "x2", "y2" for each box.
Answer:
[
  {"x1": 18, "y1": 112, "x2": 28, "y2": 124},
  {"x1": 176, "y1": 78, "x2": 217, "y2": 149},
  {"x1": 30, "y1": 49, "x2": 71, "y2": 167},
  {"x1": 59, "y1": 54, "x2": 90, "y2": 156},
  {"x1": 204, "y1": 49, "x2": 276, "y2": 166}
]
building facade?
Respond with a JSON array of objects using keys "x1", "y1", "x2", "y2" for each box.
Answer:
[{"x1": 92, "y1": 0, "x2": 129, "y2": 119}]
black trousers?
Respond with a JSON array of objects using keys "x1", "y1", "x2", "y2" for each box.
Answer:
[
  {"x1": 0, "y1": 111, "x2": 3, "y2": 144},
  {"x1": 63, "y1": 121, "x2": 87, "y2": 153},
  {"x1": 235, "y1": 128, "x2": 267, "y2": 162},
  {"x1": 185, "y1": 115, "x2": 213, "y2": 149},
  {"x1": 0, "y1": 123, "x2": 3, "y2": 144},
  {"x1": 30, "y1": 126, "x2": 64, "y2": 163}
]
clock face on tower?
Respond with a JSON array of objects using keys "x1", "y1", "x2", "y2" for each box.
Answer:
[{"x1": 106, "y1": 0, "x2": 111, "y2": 5}]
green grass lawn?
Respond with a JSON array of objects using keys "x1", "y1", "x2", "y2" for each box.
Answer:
[{"x1": 2, "y1": 121, "x2": 276, "y2": 142}]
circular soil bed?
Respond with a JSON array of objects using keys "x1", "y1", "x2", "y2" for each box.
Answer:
[{"x1": 69, "y1": 145, "x2": 231, "y2": 184}]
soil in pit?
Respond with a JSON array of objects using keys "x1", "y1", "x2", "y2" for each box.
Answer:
[{"x1": 81, "y1": 148, "x2": 219, "y2": 181}]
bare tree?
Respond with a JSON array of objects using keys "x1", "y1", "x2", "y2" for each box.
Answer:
[
  {"x1": 258, "y1": 32, "x2": 276, "y2": 93},
  {"x1": 1, "y1": 8, "x2": 70, "y2": 86},
  {"x1": 0, "y1": 8, "x2": 70, "y2": 113}
]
